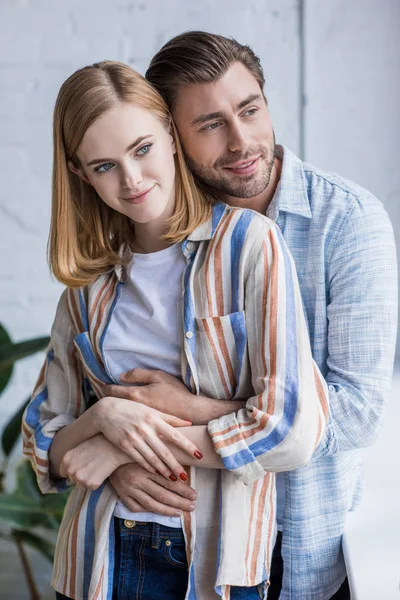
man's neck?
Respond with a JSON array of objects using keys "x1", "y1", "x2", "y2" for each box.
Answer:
[{"x1": 221, "y1": 156, "x2": 282, "y2": 215}]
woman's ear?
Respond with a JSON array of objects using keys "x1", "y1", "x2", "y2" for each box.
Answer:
[
  {"x1": 169, "y1": 128, "x2": 176, "y2": 154},
  {"x1": 170, "y1": 133, "x2": 176, "y2": 155},
  {"x1": 167, "y1": 118, "x2": 177, "y2": 155},
  {"x1": 68, "y1": 160, "x2": 91, "y2": 185}
]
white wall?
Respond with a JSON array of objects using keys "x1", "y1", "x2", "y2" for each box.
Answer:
[{"x1": 0, "y1": 2, "x2": 398, "y2": 597}]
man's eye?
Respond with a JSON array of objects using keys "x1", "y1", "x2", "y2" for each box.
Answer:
[
  {"x1": 94, "y1": 162, "x2": 114, "y2": 174},
  {"x1": 136, "y1": 144, "x2": 152, "y2": 156},
  {"x1": 243, "y1": 108, "x2": 258, "y2": 117},
  {"x1": 202, "y1": 122, "x2": 221, "y2": 132}
]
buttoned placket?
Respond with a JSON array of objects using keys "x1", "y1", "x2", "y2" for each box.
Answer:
[{"x1": 180, "y1": 239, "x2": 200, "y2": 395}]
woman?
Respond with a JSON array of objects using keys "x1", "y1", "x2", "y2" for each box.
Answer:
[{"x1": 22, "y1": 61, "x2": 328, "y2": 600}]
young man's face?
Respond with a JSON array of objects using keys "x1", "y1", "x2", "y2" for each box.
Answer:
[{"x1": 172, "y1": 62, "x2": 276, "y2": 201}]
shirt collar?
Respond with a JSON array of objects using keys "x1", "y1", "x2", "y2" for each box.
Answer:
[
  {"x1": 269, "y1": 145, "x2": 312, "y2": 220},
  {"x1": 186, "y1": 201, "x2": 228, "y2": 243}
]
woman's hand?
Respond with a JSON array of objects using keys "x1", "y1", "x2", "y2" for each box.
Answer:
[
  {"x1": 60, "y1": 434, "x2": 130, "y2": 491},
  {"x1": 96, "y1": 397, "x2": 202, "y2": 482}
]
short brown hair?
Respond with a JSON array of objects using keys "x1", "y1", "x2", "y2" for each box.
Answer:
[
  {"x1": 146, "y1": 31, "x2": 265, "y2": 110},
  {"x1": 50, "y1": 60, "x2": 212, "y2": 288}
]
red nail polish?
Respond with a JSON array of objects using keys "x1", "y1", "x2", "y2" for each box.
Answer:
[
  {"x1": 179, "y1": 472, "x2": 188, "y2": 482},
  {"x1": 169, "y1": 474, "x2": 178, "y2": 482},
  {"x1": 194, "y1": 450, "x2": 203, "y2": 460}
]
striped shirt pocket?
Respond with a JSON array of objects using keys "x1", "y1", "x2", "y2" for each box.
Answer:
[{"x1": 195, "y1": 310, "x2": 251, "y2": 400}]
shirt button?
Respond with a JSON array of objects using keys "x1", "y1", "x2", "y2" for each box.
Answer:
[
  {"x1": 124, "y1": 520, "x2": 136, "y2": 528},
  {"x1": 185, "y1": 331, "x2": 193, "y2": 339},
  {"x1": 186, "y1": 242, "x2": 194, "y2": 251}
]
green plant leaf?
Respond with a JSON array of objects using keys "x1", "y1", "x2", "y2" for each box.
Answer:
[
  {"x1": 40, "y1": 490, "x2": 70, "y2": 525},
  {"x1": 11, "y1": 529, "x2": 55, "y2": 563},
  {"x1": 0, "y1": 494, "x2": 54, "y2": 529},
  {"x1": 0, "y1": 325, "x2": 14, "y2": 393},
  {"x1": 0, "y1": 336, "x2": 50, "y2": 369},
  {"x1": 14, "y1": 460, "x2": 42, "y2": 502},
  {"x1": 1, "y1": 398, "x2": 30, "y2": 456}
]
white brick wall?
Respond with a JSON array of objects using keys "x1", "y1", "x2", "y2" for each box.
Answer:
[{"x1": 0, "y1": 2, "x2": 398, "y2": 597}]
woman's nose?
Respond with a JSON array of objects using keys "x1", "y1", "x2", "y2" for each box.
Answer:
[{"x1": 121, "y1": 164, "x2": 142, "y2": 189}]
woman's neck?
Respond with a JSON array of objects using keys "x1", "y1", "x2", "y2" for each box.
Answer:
[{"x1": 132, "y1": 219, "x2": 171, "y2": 254}]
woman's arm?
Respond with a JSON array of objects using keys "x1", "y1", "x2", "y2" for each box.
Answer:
[
  {"x1": 204, "y1": 219, "x2": 329, "y2": 484},
  {"x1": 49, "y1": 396, "x2": 201, "y2": 482},
  {"x1": 22, "y1": 289, "x2": 87, "y2": 493}
]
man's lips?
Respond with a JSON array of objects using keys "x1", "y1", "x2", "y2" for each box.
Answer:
[
  {"x1": 121, "y1": 184, "x2": 155, "y2": 204},
  {"x1": 222, "y1": 157, "x2": 260, "y2": 176}
]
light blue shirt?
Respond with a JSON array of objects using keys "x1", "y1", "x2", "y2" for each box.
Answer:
[{"x1": 269, "y1": 146, "x2": 397, "y2": 598}]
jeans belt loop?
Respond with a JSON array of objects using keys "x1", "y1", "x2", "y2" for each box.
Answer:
[{"x1": 151, "y1": 522, "x2": 161, "y2": 549}]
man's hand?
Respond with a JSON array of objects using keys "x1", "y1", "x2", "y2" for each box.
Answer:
[
  {"x1": 109, "y1": 463, "x2": 197, "y2": 517},
  {"x1": 104, "y1": 369, "x2": 195, "y2": 421},
  {"x1": 103, "y1": 368, "x2": 247, "y2": 425}
]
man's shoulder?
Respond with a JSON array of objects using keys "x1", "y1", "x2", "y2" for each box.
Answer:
[{"x1": 302, "y1": 159, "x2": 385, "y2": 218}]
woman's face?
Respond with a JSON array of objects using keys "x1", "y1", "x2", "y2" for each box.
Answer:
[{"x1": 72, "y1": 102, "x2": 176, "y2": 224}]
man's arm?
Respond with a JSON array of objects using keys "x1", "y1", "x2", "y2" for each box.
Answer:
[
  {"x1": 104, "y1": 368, "x2": 246, "y2": 425},
  {"x1": 110, "y1": 220, "x2": 330, "y2": 485},
  {"x1": 314, "y1": 196, "x2": 397, "y2": 458}
]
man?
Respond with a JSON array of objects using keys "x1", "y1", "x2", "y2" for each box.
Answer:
[{"x1": 106, "y1": 32, "x2": 397, "y2": 599}]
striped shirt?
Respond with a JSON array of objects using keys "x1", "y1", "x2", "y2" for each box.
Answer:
[{"x1": 22, "y1": 202, "x2": 329, "y2": 600}]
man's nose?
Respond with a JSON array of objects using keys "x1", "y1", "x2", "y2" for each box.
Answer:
[{"x1": 227, "y1": 121, "x2": 248, "y2": 153}]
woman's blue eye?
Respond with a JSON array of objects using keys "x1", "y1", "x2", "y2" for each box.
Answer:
[
  {"x1": 95, "y1": 162, "x2": 113, "y2": 174},
  {"x1": 136, "y1": 144, "x2": 152, "y2": 156}
]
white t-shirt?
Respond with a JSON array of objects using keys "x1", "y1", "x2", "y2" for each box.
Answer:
[
  {"x1": 103, "y1": 243, "x2": 186, "y2": 527},
  {"x1": 103, "y1": 242, "x2": 285, "y2": 531}
]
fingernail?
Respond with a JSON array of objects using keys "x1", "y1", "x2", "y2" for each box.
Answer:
[
  {"x1": 194, "y1": 450, "x2": 203, "y2": 460},
  {"x1": 189, "y1": 503, "x2": 196, "y2": 510},
  {"x1": 189, "y1": 494, "x2": 197, "y2": 501},
  {"x1": 179, "y1": 472, "x2": 188, "y2": 482},
  {"x1": 175, "y1": 511, "x2": 183, "y2": 517},
  {"x1": 169, "y1": 474, "x2": 178, "y2": 482}
]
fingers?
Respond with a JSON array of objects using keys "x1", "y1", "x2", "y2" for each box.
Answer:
[
  {"x1": 159, "y1": 412, "x2": 192, "y2": 427},
  {"x1": 109, "y1": 465, "x2": 198, "y2": 515},
  {"x1": 150, "y1": 474, "x2": 198, "y2": 503},
  {"x1": 118, "y1": 443, "x2": 159, "y2": 476},
  {"x1": 120, "y1": 485, "x2": 193, "y2": 517},
  {"x1": 119, "y1": 497, "x2": 147, "y2": 513},
  {"x1": 145, "y1": 435, "x2": 188, "y2": 481},
  {"x1": 126, "y1": 437, "x2": 185, "y2": 482},
  {"x1": 120, "y1": 368, "x2": 161, "y2": 385},
  {"x1": 157, "y1": 420, "x2": 202, "y2": 462},
  {"x1": 103, "y1": 384, "x2": 135, "y2": 400}
]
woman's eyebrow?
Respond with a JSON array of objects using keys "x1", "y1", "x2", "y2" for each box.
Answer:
[{"x1": 86, "y1": 134, "x2": 153, "y2": 166}]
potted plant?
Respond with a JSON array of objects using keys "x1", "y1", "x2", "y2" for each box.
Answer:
[{"x1": 0, "y1": 324, "x2": 70, "y2": 600}]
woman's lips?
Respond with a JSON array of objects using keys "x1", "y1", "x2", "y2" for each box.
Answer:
[
  {"x1": 223, "y1": 157, "x2": 260, "y2": 176},
  {"x1": 122, "y1": 184, "x2": 155, "y2": 204}
]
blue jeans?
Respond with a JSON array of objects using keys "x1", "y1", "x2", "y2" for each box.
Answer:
[{"x1": 56, "y1": 518, "x2": 261, "y2": 599}]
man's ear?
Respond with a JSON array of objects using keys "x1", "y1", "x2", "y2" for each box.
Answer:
[{"x1": 68, "y1": 160, "x2": 91, "y2": 185}]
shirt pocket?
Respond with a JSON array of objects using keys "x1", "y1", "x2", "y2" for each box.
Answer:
[{"x1": 195, "y1": 310, "x2": 249, "y2": 400}]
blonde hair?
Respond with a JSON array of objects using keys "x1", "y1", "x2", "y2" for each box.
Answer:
[{"x1": 50, "y1": 60, "x2": 213, "y2": 287}]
